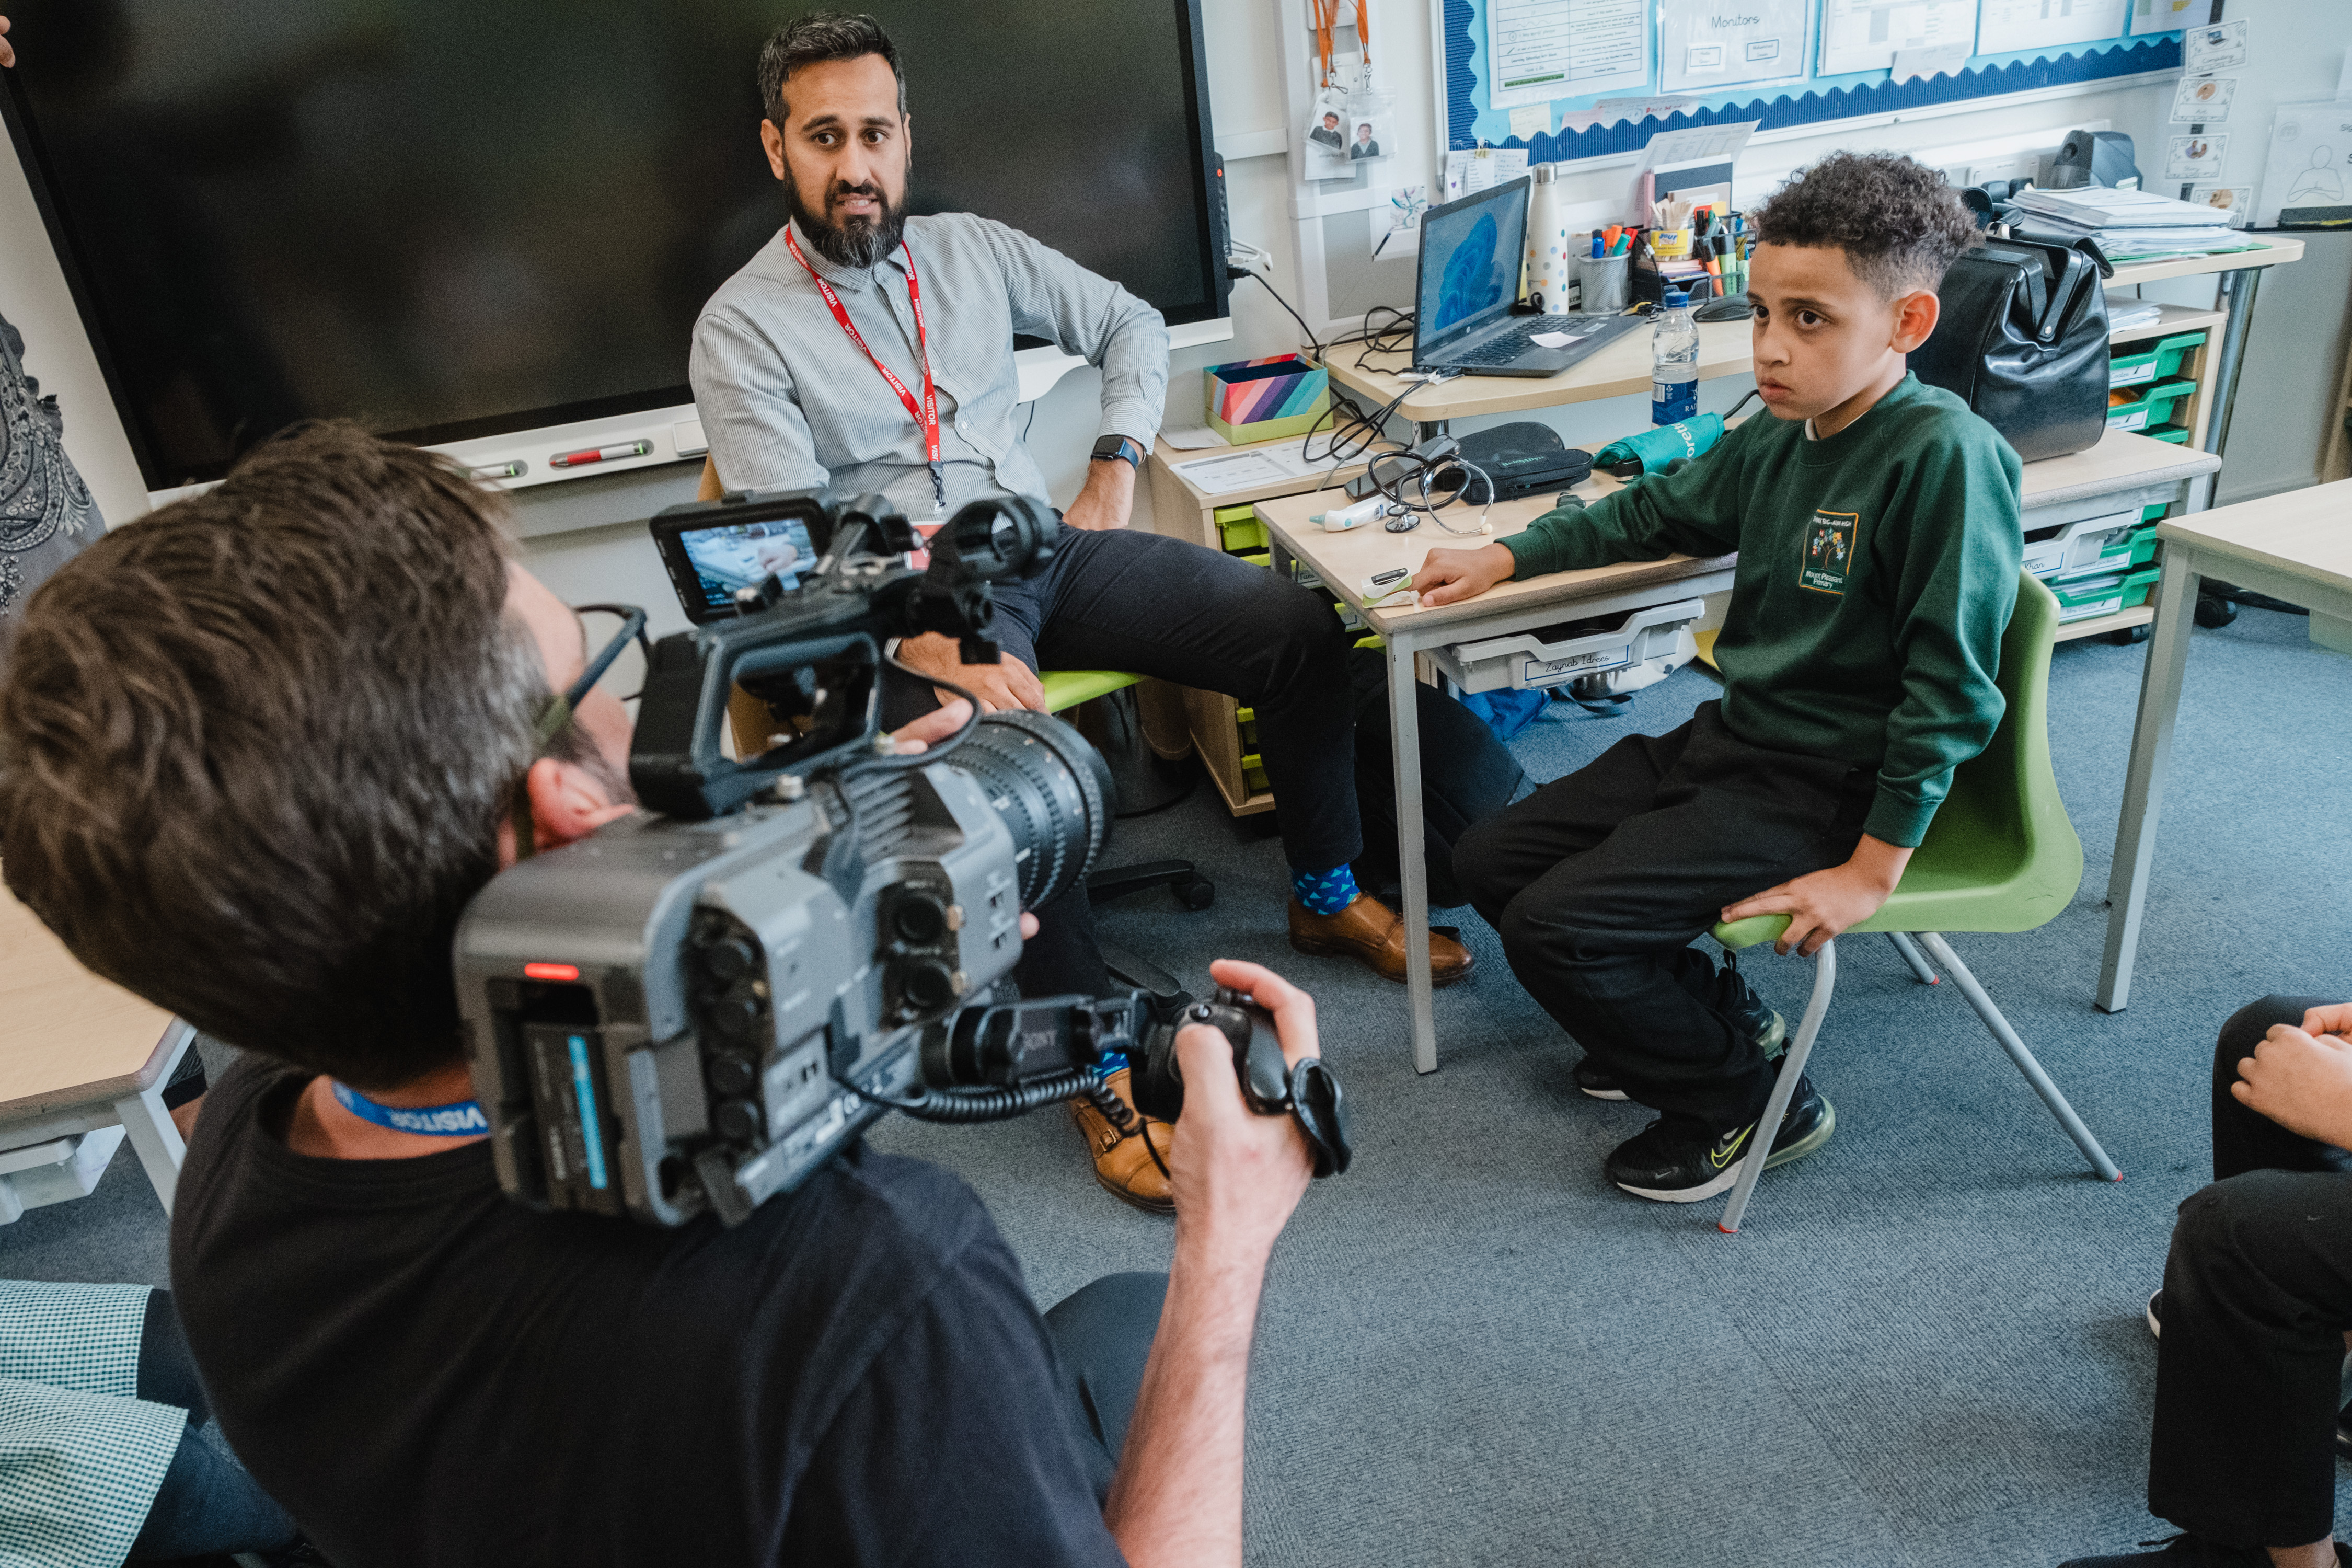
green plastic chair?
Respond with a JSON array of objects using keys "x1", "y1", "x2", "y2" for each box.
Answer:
[{"x1": 1708, "y1": 571, "x2": 2121, "y2": 1233}]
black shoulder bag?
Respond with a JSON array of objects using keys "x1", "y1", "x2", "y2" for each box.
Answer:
[{"x1": 1907, "y1": 234, "x2": 2113, "y2": 463}]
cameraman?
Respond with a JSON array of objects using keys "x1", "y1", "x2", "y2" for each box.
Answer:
[{"x1": 0, "y1": 424, "x2": 1321, "y2": 1568}]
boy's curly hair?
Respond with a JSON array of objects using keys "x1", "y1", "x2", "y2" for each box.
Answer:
[{"x1": 1751, "y1": 152, "x2": 1978, "y2": 298}]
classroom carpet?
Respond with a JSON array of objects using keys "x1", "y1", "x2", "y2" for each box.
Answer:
[{"x1": 6, "y1": 602, "x2": 2346, "y2": 1567}]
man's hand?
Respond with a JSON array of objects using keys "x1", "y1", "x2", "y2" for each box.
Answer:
[
  {"x1": 1106, "y1": 957, "x2": 1316, "y2": 1568},
  {"x1": 894, "y1": 631, "x2": 1046, "y2": 713},
  {"x1": 1722, "y1": 834, "x2": 1913, "y2": 957},
  {"x1": 2, "y1": 16, "x2": 15, "y2": 68},
  {"x1": 1163, "y1": 959, "x2": 1318, "y2": 1258},
  {"x1": 1414, "y1": 541, "x2": 1516, "y2": 607},
  {"x1": 1062, "y1": 454, "x2": 1136, "y2": 532},
  {"x1": 2303, "y1": 1002, "x2": 2352, "y2": 1042},
  {"x1": 2233, "y1": 1023, "x2": 2352, "y2": 1151}
]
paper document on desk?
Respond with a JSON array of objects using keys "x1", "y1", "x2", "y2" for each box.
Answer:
[
  {"x1": 1170, "y1": 444, "x2": 1339, "y2": 497},
  {"x1": 1157, "y1": 424, "x2": 1230, "y2": 451},
  {"x1": 1634, "y1": 119, "x2": 1758, "y2": 175}
]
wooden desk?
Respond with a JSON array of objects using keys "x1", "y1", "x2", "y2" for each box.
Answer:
[
  {"x1": 2099, "y1": 477, "x2": 2352, "y2": 1011},
  {"x1": 1317, "y1": 237, "x2": 2304, "y2": 474},
  {"x1": 0, "y1": 885, "x2": 192, "y2": 1221},
  {"x1": 1262, "y1": 424, "x2": 2220, "y2": 1074}
]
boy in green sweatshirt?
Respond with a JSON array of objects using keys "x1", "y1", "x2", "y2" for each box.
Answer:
[{"x1": 1416, "y1": 152, "x2": 2020, "y2": 1203}]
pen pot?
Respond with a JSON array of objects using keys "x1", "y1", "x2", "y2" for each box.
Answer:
[{"x1": 1571, "y1": 252, "x2": 1629, "y2": 314}]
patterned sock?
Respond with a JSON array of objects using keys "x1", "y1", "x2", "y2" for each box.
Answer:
[
  {"x1": 1094, "y1": 1048, "x2": 1131, "y2": 1079},
  {"x1": 1292, "y1": 864, "x2": 1361, "y2": 916}
]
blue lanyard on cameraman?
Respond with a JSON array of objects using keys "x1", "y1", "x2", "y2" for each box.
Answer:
[{"x1": 330, "y1": 1080, "x2": 490, "y2": 1137}]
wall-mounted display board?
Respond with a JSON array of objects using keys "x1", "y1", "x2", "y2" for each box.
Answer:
[{"x1": 1442, "y1": 0, "x2": 2182, "y2": 160}]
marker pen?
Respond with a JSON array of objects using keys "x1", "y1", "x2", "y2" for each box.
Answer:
[{"x1": 550, "y1": 440, "x2": 653, "y2": 469}]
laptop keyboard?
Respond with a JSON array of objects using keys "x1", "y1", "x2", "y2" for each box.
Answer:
[{"x1": 1445, "y1": 316, "x2": 1593, "y2": 367}]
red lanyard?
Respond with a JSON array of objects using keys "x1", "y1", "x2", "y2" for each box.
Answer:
[{"x1": 783, "y1": 224, "x2": 945, "y2": 511}]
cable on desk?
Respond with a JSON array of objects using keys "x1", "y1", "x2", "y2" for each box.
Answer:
[{"x1": 1241, "y1": 272, "x2": 1324, "y2": 361}]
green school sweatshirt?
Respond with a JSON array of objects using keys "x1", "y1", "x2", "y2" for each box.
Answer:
[{"x1": 1502, "y1": 375, "x2": 2023, "y2": 847}]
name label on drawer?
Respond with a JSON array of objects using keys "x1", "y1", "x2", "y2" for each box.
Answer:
[{"x1": 1525, "y1": 647, "x2": 1630, "y2": 683}]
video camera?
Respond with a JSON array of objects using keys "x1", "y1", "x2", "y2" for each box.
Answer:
[{"x1": 453, "y1": 487, "x2": 1350, "y2": 1227}]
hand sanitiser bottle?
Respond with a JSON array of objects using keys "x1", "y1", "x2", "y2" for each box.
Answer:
[{"x1": 1650, "y1": 287, "x2": 1699, "y2": 426}]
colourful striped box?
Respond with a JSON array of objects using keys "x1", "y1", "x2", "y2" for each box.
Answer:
[{"x1": 1204, "y1": 355, "x2": 1329, "y2": 445}]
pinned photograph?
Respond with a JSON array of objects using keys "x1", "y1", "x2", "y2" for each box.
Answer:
[
  {"x1": 1304, "y1": 91, "x2": 1355, "y2": 179},
  {"x1": 2169, "y1": 75, "x2": 2235, "y2": 123},
  {"x1": 2189, "y1": 185, "x2": 2253, "y2": 228},
  {"x1": 2183, "y1": 19, "x2": 2246, "y2": 72},
  {"x1": 2164, "y1": 133, "x2": 2228, "y2": 180}
]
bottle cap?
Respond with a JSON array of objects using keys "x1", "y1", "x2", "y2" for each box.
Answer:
[{"x1": 1663, "y1": 288, "x2": 1689, "y2": 308}]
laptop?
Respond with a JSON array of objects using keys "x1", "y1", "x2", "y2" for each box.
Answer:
[{"x1": 1411, "y1": 177, "x2": 1643, "y2": 377}]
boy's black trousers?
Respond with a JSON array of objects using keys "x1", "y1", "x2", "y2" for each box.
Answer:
[
  {"x1": 2148, "y1": 995, "x2": 2352, "y2": 1551},
  {"x1": 1454, "y1": 701, "x2": 1874, "y2": 1134}
]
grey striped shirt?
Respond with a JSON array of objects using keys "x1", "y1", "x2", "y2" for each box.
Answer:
[{"x1": 690, "y1": 214, "x2": 1169, "y2": 519}]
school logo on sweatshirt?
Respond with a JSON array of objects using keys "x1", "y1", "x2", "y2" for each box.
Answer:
[{"x1": 1799, "y1": 511, "x2": 1858, "y2": 595}]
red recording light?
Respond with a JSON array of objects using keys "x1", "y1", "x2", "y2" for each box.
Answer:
[{"x1": 523, "y1": 962, "x2": 581, "y2": 982}]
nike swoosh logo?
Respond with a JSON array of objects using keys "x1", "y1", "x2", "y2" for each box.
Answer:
[{"x1": 1709, "y1": 1125, "x2": 1755, "y2": 1170}]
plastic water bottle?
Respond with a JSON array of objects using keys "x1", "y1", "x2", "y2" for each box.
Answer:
[{"x1": 1651, "y1": 287, "x2": 1700, "y2": 426}]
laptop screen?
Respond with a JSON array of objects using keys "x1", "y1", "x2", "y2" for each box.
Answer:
[{"x1": 1416, "y1": 180, "x2": 1529, "y2": 352}]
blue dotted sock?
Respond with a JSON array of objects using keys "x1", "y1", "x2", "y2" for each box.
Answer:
[
  {"x1": 1094, "y1": 1048, "x2": 1131, "y2": 1079},
  {"x1": 1293, "y1": 864, "x2": 1361, "y2": 916}
]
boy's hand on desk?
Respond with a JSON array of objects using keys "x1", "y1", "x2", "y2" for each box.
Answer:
[
  {"x1": 1722, "y1": 835, "x2": 1913, "y2": 958},
  {"x1": 2234, "y1": 1025, "x2": 2352, "y2": 1150},
  {"x1": 1415, "y1": 543, "x2": 1516, "y2": 606}
]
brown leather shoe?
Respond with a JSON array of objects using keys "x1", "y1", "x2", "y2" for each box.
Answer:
[
  {"x1": 1288, "y1": 893, "x2": 1474, "y2": 986},
  {"x1": 1069, "y1": 1068, "x2": 1175, "y2": 1214}
]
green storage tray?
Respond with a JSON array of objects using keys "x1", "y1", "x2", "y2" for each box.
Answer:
[
  {"x1": 2052, "y1": 521, "x2": 2162, "y2": 583},
  {"x1": 1213, "y1": 503, "x2": 1269, "y2": 554},
  {"x1": 2051, "y1": 563, "x2": 2162, "y2": 624},
  {"x1": 2148, "y1": 424, "x2": 2192, "y2": 445},
  {"x1": 2140, "y1": 502, "x2": 2168, "y2": 522},
  {"x1": 2111, "y1": 330, "x2": 2205, "y2": 387},
  {"x1": 2107, "y1": 377, "x2": 2195, "y2": 433},
  {"x1": 2109, "y1": 347, "x2": 2158, "y2": 387}
]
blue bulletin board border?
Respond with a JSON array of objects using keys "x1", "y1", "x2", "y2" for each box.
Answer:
[{"x1": 1443, "y1": 0, "x2": 2182, "y2": 158}]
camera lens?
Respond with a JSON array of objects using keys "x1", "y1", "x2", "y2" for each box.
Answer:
[{"x1": 948, "y1": 710, "x2": 1112, "y2": 910}]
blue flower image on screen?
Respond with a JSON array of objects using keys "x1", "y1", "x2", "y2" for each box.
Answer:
[{"x1": 1436, "y1": 211, "x2": 1503, "y2": 330}]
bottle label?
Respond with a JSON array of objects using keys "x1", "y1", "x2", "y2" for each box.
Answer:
[{"x1": 1651, "y1": 378, "x2": 1698, "y2": 425}]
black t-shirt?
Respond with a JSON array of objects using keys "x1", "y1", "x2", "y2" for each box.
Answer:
[{"x1": 170, "y1": 1055, "x2": 1127, "y2": 1568}]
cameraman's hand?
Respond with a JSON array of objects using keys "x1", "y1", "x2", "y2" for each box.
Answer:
[
  {"x1": 896, "y1": 632, "x2": 1046, "y2": 714},
  {"x1": 1414, "y1": 541, "x2": 1516, "y2": 607},
  {"x1": 1166, "y1": 959, "x2": 1317, "y2": 1260}
]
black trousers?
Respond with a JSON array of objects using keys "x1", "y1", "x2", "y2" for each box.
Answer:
[
  {"x1": 882, "y1": 524, "x2": 1362, "y2": 996},
  {"x1": 2148, "y1": 995, "x2": 2352, "y2": 1551},
  {"x1": 1453, "y1": 701, "x2": 1873, "y2": 1133},
  {"x1": 1044, "y1": 1270, "x2": 1168, "y2": 1502}
]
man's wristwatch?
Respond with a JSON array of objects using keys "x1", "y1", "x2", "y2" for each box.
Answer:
[{"x1": 1089, "y1": 434, "x2": 1145, "y2": 470}]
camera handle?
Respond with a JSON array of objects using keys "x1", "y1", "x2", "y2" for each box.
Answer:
[
  {"x1": 1132, "y1": 988, "x2": 1354, "y2": 1179},
  {"x1": 857, "y1": 986, "x2": 1352, "y2": 1179}
]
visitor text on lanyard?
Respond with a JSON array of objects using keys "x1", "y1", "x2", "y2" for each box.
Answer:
[{"x1": 783, "y1": 226, "x2": 946, "y2": 512}]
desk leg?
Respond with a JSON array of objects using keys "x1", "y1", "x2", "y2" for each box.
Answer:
[
  {"x1": 111, "y1": 1023, "x2": 193, "y2": 1215},
  {"x1": 2098, "y1": 550, "x2": 2200, "y2": 1013},
  {"x1": 2202, "y1": 267, "x2": 2262, "y2": 462},
  {"x1": 1387, "y1": 633, "x2": 1438, "y2": 1073}
]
